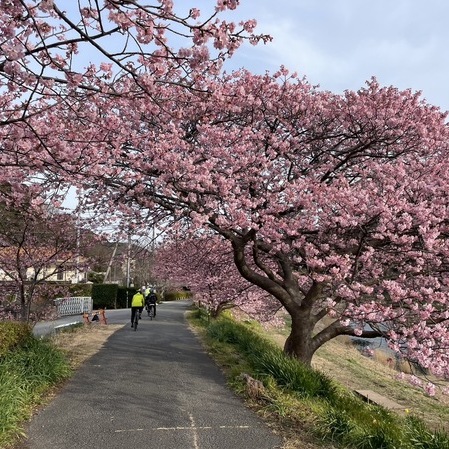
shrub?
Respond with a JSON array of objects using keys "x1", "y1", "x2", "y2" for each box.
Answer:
[
  {"x1": 317, "y1": 408, "x2": 354, "y2": 441},
  {"x1": 68, "y1": 283, "x2": 92, "y2": 297},
  {"x1": 404, "y1": 416, "x2": 449, "y2": 449},
  {"x1": 164, "y1": 290, "x2": 192, "y2": 301},
  {"x1": 347, "y1": 421, "x2": 399, "y2": 449},
  {"x1": 0, "y1": 322, "x2": 33, "y2": 358},
  {"x1": 206, "y1": 317, "x2": 262, "y2": 348},
  {"x1": 2, "y1": 338, "x2": 72, "y2": 385},
  {"x1": 91, "y1": 284, "x2": 118, "y2": 309},
  {"x1": 254, "y1": 348, "x2": 336, "y2": 399},
  {"x1": 116, "y1": 287, "x2": 135, "y2": 308}
]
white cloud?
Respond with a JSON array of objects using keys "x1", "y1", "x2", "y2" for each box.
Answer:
[{"x1": 225, "y1": 0, "x2": 449, "y2": 111}]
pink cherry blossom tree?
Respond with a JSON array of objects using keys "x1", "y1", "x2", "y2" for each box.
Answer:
[
  {"x1": 0, "y1": 0, "x2": 270, "y2": 270},
  {"x1": 152, "y1": 233, "x2": 282, "y2": 321},
  {"x1": 70, "y1": 69, "x2": 449, "y2": 378},
  {"x1": 4, "y1": 1, "x2": 449, "y2": 380},
  {"x1": 0, "y1": 0, "x2": 268, "y2": 317},
  {"x1": 1, "y1": 0, "x2": 268, "y2": 116},
  {"x1": 0, "y1": 0, "x2": 268, "y2": 212},
  {"x1": 0, "y1": 186, "x2": 93, "y2": 322}
]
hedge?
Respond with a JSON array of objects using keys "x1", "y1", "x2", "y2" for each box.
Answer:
[
  {"x1": 91, "y1": 284, "x2": 118, "y2": 309},
  {"x1": 0, "y1": 321, "x2": 33, "y2": 358},
  {"x1": 91, "y1": 284, "x2": 136, "y2": 309}
]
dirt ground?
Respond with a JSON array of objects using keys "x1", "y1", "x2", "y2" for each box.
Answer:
[{"x1": 51, "y1": 323, "x2": 124, "y2": 369}]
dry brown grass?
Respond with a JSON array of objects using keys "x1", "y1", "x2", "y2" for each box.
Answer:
[
  {"x1": 51, "y1": 323, "x2": 124, "y2": 369},
  {"x1": 269, "y1": 331, "x2": 449, "y2": 433}
]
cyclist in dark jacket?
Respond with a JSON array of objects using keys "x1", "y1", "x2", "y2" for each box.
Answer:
[{"x1": 145, "y1": 290, "x2": 158, "y2": 317}]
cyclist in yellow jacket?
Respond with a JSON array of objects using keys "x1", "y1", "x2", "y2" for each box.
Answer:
[{"x1": 131, "y1": 289, "x2": 145, "y2": 328}]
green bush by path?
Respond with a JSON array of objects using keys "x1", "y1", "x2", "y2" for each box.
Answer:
[
  {"x1": 68, "y1": 283, "x2": 92, "y2": 298},
  {"x1": 117, "y1": 286, "x2": 135, "y2": 308},
  {"x1": 0, "y1": 337, "x2": 71, "y2": 447},
  {"x1": 164, "y1": 290, "x2": 192, "y2": 301},
  {"x1": 255, "y1": 348, "x2": 336, "y2": 399},
  {"x1": 91, "y1": 283, "x2": 119, "y2": 309},
  {"x1": 0, "y1": 321, "x2": 33, "y2": 358}
]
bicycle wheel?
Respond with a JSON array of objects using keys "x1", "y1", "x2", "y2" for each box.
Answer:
[{"x1": 134, "y1": 313, "x2": 138, "y2": 331}]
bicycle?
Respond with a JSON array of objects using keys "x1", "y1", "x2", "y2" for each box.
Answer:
[
  {"x1": 146, "y1": 304, "x2": 155, "y2": 320},
  {"x1": 133, "y1": 308, "x2": 139, "y2": 331}
]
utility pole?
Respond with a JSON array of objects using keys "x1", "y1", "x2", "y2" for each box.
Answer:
[
  {"x1": 104, "y1": 242, "x2": 119, "y2": 283},
  {"x1": 126, "y1": 233, "x2": 131, "y2": 287},
  {"x1": 126, "y1": 233, "x2": 132, "y2": 307},
  {"x1": 75, "y1": 204, "x2": 81, "y2": 283},
  {"x1": 152, "y1": 223, "x2": 155, "y2": 251}
]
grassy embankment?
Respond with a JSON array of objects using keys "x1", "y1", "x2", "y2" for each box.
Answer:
[
  {"x1": 0, "y1": 322, "x2": 72, "y2": 448},
  {"x1": 0, "y1": 322, "x2": 120, "y2": 449},
  {"x1": 188, "y1": 306, "x2": 449, "y2": 449}
]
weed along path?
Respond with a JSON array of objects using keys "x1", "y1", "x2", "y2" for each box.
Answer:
[{"x1": 23, "y1": 301, "x2": 283, "y2": 449}]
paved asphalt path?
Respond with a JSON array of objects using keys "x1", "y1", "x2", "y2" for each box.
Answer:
[{"x1": 25, "y1": 301, "x2": 283, "y2": 449}]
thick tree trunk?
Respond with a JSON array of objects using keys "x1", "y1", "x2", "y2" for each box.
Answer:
[
  {"x1": 283, "y1": 313, "x2": 316, "y2": 366},
  {"x1": 281, "y1": 281, "x2": 324, "y2": 366},
  {"x1": 229, "y1": 236, "x2": 325, "y2": 366}
]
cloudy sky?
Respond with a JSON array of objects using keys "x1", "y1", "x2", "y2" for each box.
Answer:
[
  {"x1": 62, "y1": 1, "x2": 449, "y2": 209},
  {"x1": 219, "y1": 0, "x2": 449, "y2": 112}
]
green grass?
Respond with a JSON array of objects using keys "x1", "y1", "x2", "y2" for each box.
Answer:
[
  {"x1": 188, "y1": 307, "x2": 449, "y2": 449},
  {"x1": 0, "y1": 337, "x2": 72, "y2": 447}
]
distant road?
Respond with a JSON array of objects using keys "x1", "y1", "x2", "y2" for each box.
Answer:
[{"x1": 25, "y1": 300, "x2": 283, "y2": 449}]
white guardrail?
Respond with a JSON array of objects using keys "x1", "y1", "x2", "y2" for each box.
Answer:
[{"x1": 54, "y1": 296, "x2": 93, "y2": 316}]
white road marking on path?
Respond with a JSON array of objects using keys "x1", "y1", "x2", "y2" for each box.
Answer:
[
  {"x1": 114, "y1": 425, "x2": 251, "y2": 433},
  {"x1": 152, "y1": 425, "x2": 251, "y2": 430},
  {"x1": 189, "y1": 413, "x2": 200, "y2": 449},
  {"x1": 114, "y1": 409, "x2": 252, "y2": 446},
  {"x1": 115, "y1": 428, "x2": 144, "y2": 433}
]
